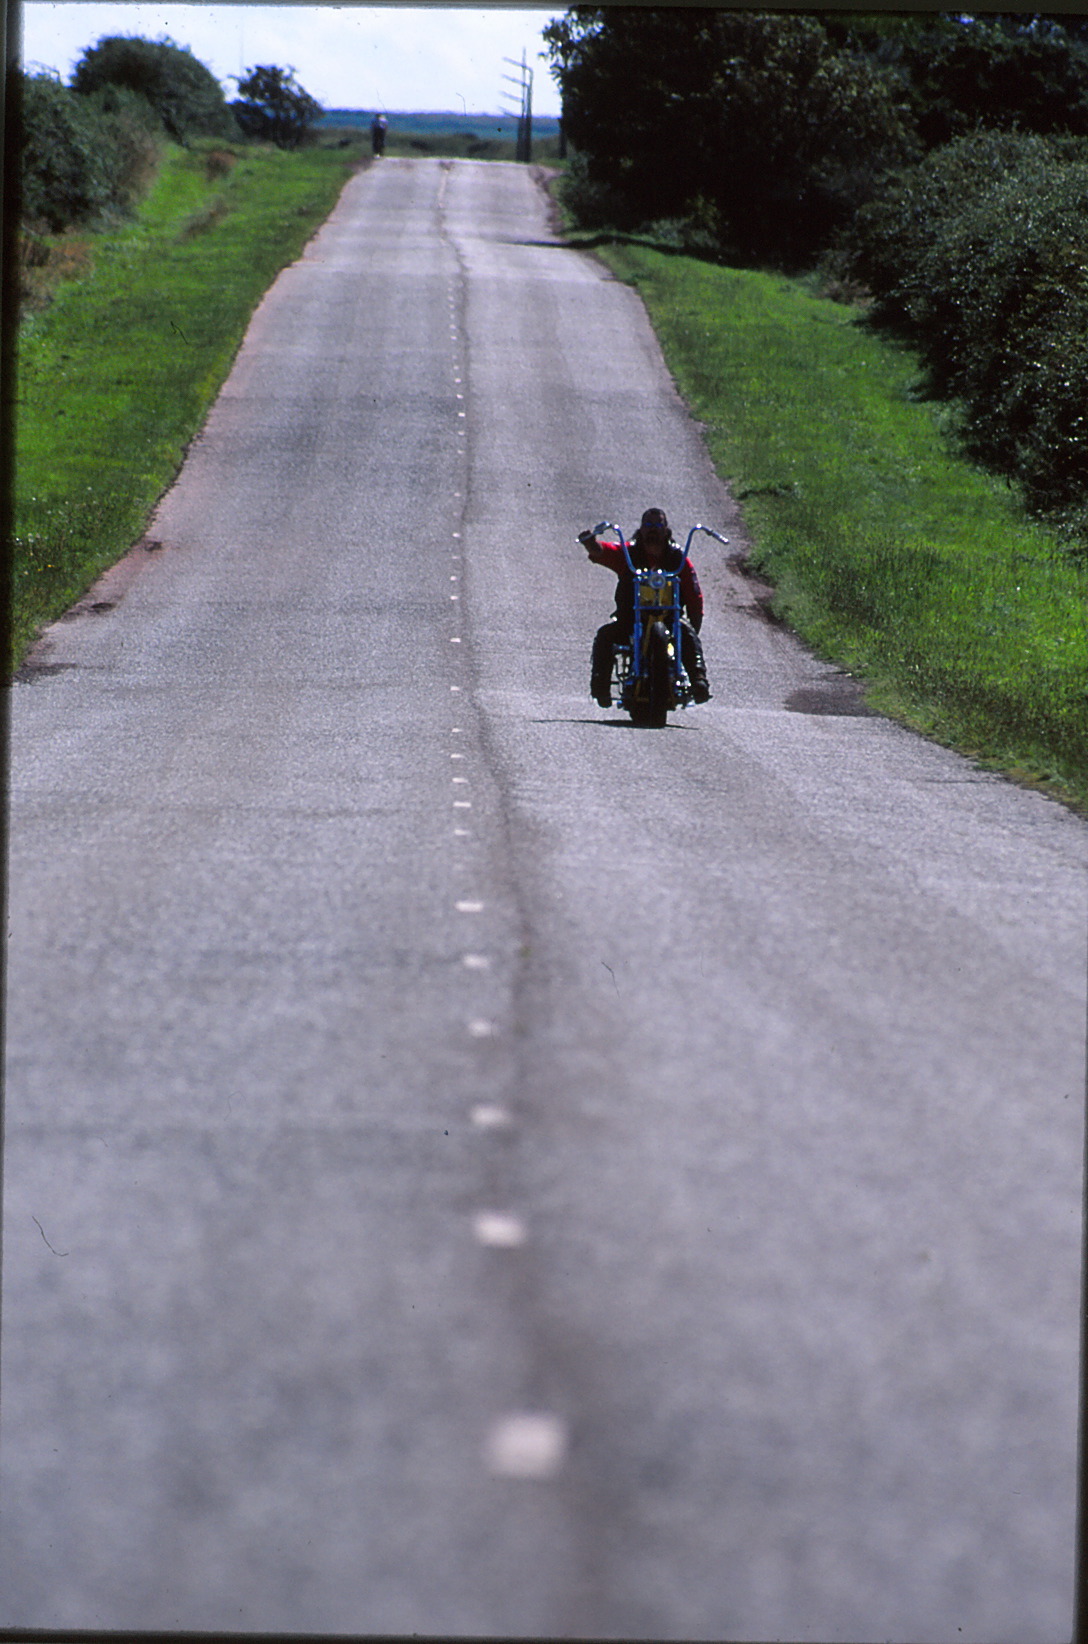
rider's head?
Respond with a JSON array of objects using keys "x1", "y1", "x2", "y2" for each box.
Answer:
[{"x1": 636, "y1": 507, "x2": 671, "y2": 559}]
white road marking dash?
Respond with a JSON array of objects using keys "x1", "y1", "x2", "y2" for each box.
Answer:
[
  {"x1": 485, "y1": 1414, "x2": 567, "y2": 1479},
  {"x1": 471, "y1": 1103, "x2": 511, "y2": 1128},
  {"x1": 473, "y1": 1211, "x2": 526, "y2": 1248}
]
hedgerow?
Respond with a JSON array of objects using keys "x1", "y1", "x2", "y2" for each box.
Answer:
[
  {"x1": 18, "y1": 72, "x2": 159, "y2": 231},
  {"x1": 19, "y1": 38, "x2": 240, "y2": 236},
  {"x1": 837, "y1": 130, "x2": 1088, "y2": 548}
]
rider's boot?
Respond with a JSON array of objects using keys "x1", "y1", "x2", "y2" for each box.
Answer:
[
  {"x1": 590, "y1": 631, "x2": 614, "y2": 707},
  {"x1": 682, "y1": 626, "x2": 712, "y2": 703}
]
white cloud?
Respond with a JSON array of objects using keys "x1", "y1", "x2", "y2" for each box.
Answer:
[{"x1": 20, "y1": 4, "x2": 565, "y2": 115}]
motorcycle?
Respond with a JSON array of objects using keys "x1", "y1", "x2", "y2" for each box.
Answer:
[{"x1": 587, "y1": 521, "x2": 729, "y2": 728}]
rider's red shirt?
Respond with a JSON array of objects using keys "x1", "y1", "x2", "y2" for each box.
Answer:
[{"x1": 586, "y1": 539, "x2": 705, "y2": 631}]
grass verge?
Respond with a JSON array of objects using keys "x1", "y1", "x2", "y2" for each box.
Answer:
[
  {"x1": 11, "y1": 138, "x2": 361, "y2": 674},
  {"x1": 597, "y1": 241, "x2": 1088, "y2": 810}
]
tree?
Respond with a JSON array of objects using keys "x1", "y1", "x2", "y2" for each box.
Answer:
[
  {"x1": 230, "y1": 66, "x2": 322, "y2": 149},
  {"x1": 829, "y1": 14, "x2": 1088, "y2": 149},
  {"x1": 71, "y1": 35, "x2": 236, "y2": 144},
  {"x1": 544, "y1": 10, "x2": 916, "y2": 263}
]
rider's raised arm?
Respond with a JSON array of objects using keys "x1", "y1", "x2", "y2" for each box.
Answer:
[{"x1": 579, "y1": 530, "x2": 624, "y2": 572}]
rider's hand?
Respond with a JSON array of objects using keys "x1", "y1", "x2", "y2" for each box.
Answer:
[{"x1": 578, "y1": 529, "x2": 596, "y2": 548}]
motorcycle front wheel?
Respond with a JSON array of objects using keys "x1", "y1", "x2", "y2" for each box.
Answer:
[{"x1": 629, "y1": 622, "x2": 673, "y2": 728}]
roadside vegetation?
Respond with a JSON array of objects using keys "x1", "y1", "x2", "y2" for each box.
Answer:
[
  {"x1": 13, "y1": 138, "x2": 358, "y2": 671},
  {"x1": 595, "y1": 243, "x2": 1087, "y2": 805},
  {"x1": 10, "y1": 34, "x2": 350, "y2": 673},
  {"x1": 546, "y1": 10, "x2": 1088, "y2": 806},
  {"x1": 832, "y1": 129, "x2": 1088, "y2": 549},
  {"x1": 9, "y1": 34, "x2": 567, "y2": 675}
]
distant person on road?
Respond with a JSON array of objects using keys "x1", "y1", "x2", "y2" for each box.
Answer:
[
  {"x1": 580, "y1": 507, "x2": 711, "y2": 707},
  {"x1": 371, "y1": 113, "x2": 388, "y2": 156}
]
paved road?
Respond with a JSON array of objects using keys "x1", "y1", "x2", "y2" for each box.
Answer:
[{"x1": 4, "y1": 159, "x2": 1086, "y2": 1641}]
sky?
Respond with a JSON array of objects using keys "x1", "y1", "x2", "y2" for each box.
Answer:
[{"x1": 20, "y1": 3, "x2": 566, "y2": 115}]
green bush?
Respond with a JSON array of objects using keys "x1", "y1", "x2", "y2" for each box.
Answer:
[
  {"x1": 554, "y1": 147, "x2": 630, "y2": 231},
  {"x1": 19, "y1": 71, "x2": 163, "y2": 234},
  {"x1": 890, "y1": 15, "x2": 1088, "y2": 148},
  {"x1": 71, "y1": 35, "x2": 237, "y2": 144},
  {"x1": 81, "y1": 83, "x2": 163, "y2": 209},
  {"x1": 839, "y1": 130, "x2": 1088, "y2": 546}
]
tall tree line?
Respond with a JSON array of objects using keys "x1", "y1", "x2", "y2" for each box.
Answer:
[
  {"x1": 544, "y1": 11, "x2": 1088, "y2": 263},
  {"x1": 545, "y1": 11, "x2": 1088, "y2": 547}
]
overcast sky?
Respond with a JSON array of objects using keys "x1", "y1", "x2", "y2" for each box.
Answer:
[{"x1": 20, "y1": 4, "x2": 566, "y2": 115}]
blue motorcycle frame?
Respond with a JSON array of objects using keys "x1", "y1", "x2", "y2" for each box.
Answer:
[{"x1": 591, "y1": 521, "x2": 729, "y2": 728}]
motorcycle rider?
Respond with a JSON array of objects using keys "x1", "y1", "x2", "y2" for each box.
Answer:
[{"x1": 580, "y1": 507, "x2": 711, "y2": 708}]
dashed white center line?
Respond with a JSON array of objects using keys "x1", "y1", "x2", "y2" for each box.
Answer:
[
  {"x1": 456, "y1": 900, "x2": 484, "y2": 913},
  {"x1": 473, "y1": 1211, "x2": 526, "y2": 1248},
  {"x1": 467, "y1": 1018, "x2": 495, "y2": 1037},
  {"x1": 471, "y1": 1103, "x2": 511, "y2": 1128},
  {"x1": 485, "y1": 1414, "x2": 567, "y2": 1479},
  {"x1": 462, "y1": 953, "x2": 490, "y2": 969}
]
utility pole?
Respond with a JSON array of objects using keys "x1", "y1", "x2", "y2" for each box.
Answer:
[{"x1": 501, "y1": 50, "x2": 533, "y2": 162}]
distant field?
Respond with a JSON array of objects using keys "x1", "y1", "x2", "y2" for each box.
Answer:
[
  {"x1": 320, "y1": 109, "x2": 562, "y2": 139},
  {"x1": 319, "y1": 110, "x2": 564, "y2": 164}
]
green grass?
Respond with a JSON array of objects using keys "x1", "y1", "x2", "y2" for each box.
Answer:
[
  {"x1": 12, "y1": 139, "x2": 360, "y2": 672},
  {"x1": 597, "y1": 242, "x2": 1088, "y2": 809}
]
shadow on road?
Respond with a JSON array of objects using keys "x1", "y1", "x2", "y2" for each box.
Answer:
[{"x1": 529, "y1": 717, "x2": 699, "y2": 730}]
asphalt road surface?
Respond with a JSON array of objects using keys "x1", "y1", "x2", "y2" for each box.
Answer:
[{"x1": 4, "y1": 159, "x2": 1087, "y2": 1642}]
